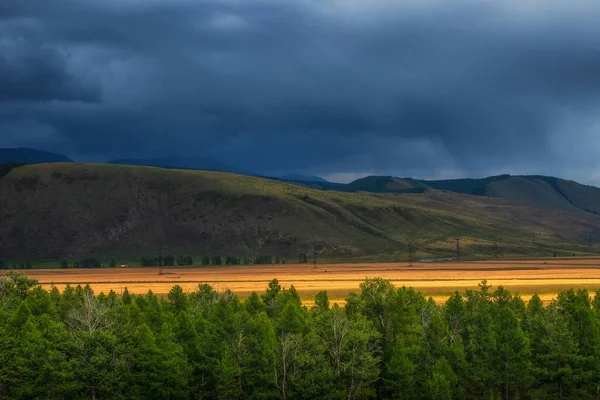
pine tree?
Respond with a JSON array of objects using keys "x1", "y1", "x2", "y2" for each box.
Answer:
[
  {"x1": 262, "y1": 278, "x2": 283, "y2": 318},
  {"x1": 493, "y1": 305, "x2": 532, "y2": 399},
  {"x1": 461, "y1": 283, "x2": 497, "y2": 398},
  {"x1": 314, "y1": 290, "x2": 330, "y2": 311},
  {"x1": 244, "y1": 292, "x2": 263, "y2": 315},
  {"x1": 125, "y1": 323, "x2": 190, "y2": 399},
  {"x1": 167, "y1": 285, "x2": 188, "y2": 314}
]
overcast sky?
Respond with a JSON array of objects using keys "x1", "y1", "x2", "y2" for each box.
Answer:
[{"x1": 2, "y1": 0, "x2": 600, "y2": 183}]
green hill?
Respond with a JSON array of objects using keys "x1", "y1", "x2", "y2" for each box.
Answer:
[
  {"x1": 0, "y1": 163, "x2": 599, "y2": 261},
  {"x1": 425, "y1": 175, "x2": 600, "y2": 215},
  {"x1": 303, "y1": 174, "x2": 600, "y2": 216}
]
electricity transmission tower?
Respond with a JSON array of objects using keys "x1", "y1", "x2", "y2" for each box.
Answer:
[
  {"x1": 558, "y1": 234, "x2": 563, "y2": 249},
  {"x1": 455, "y1": 237, "x2": 461, "y2": 262},
  {"x1": 157, "y1": 192, "x2": 165, "y2": 275},
  {"x1": 158, "y1": 235, "x2": 164, "y2": 275}
]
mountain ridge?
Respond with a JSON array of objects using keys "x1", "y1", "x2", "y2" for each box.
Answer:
[
  {"x1": 0, "y1": 148, "x2": 73, "y2": 164},
  {"x1": 109, "y1": 156, "x2": 251, "y2": 175},
  {"x1": 1, "y1": 163, "x2": 598, "y2": 260},
  {"x1": 301, "y1": 174, "x2": 600, "y2": 216},
  {"x1": 3, "y1": 148, "x2": 600, "y2": 217},
  {"x1": 277, "y1": 174, "x2": 330, "y2": 183}
]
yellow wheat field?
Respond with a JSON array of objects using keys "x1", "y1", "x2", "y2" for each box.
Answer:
[{"x1": 11, "y1": 259, "x2": 600, "y2": 305}]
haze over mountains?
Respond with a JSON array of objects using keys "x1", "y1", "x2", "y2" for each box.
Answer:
[{"x1": 0, "y1": 148, "x2": 73, "y2": 164}]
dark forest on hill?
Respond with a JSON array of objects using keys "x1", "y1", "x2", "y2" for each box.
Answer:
[{"x1": 1, "y1": 273, "x2": 600, "y2": 399}]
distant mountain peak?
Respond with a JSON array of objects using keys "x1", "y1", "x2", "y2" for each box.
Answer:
[
  {"x1": 278, "y1": 174, "x2": 330, "y2": 183},
  {"x1": 0, "y1": 148, "x2": 72, "y2": 164}
]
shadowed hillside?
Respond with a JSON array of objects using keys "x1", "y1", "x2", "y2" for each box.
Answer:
[
  {"x1": 0, "y1": 163, "x2": 599, "y2": 260},
  {"x1": 302, "y1": 174, "x2": 600, "y2": 215}
]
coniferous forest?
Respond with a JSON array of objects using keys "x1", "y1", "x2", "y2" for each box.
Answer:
[{"x1": 2, "y1": 272, "x2": 600, "y2": 399}]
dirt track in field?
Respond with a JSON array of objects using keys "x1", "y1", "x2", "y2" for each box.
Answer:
[{"x1": 11, "y1": 259, "x2": 600, "y2": 305}]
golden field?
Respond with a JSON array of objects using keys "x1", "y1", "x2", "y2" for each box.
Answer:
[{"x1": 11, "y1": 259, "x2": 600, "y2": 305}]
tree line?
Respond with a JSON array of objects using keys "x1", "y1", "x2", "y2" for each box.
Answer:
[
  {"x1": 144, "y1": 255, "x2": 284, "y2": 266},
  {"x1": 0, "y1": 255, "x2": 288, "y2": 270},
  {"x1": 140, "y1": 255, "x2": 194, "y2": 267},
  {"x1": 0, "y1": 260, "x2": 33, "y2": 270},
  {"x1": 1, "y1": 273, "x2": 600, "y2": 399},
  {"x1": 198, "y1": 255, "x2": 284, "y2": 266}
]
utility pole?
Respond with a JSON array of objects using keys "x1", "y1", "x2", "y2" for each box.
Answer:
[
  {"x1": 558, "y1": 234, "x2": 563, "y2": 249},
  {"x1": 532, "y1": 230, "x2": 536, "y2": 245},
  {"x1": 589, "y1": 231, "x2": 593, "y2": 247},
  {"x1": 157, "y1": 192, "x2": 165, "y2": 276},
  {"x1": 408, "y1": 242, "x2": 414, "y2": 266},
  {"x1": 455, "y1": 237, "x2": 461, "y2": 262},
  {"x1": 493, "y1": 240, "x2": 499, "y2": 258},
  {"x1": 312, "y1": 242, "x2": 317, "y2": 266},
  {"x1": 0, "y1": 232, "x2": 4, "y2": 270},
  {"x1": 158, "y1": 235, "x2": 163, "y2": 275}
]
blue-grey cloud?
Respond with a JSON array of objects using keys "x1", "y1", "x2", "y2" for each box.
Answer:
[
  {"x1": 2, "y1": 0, "x2": 600, "y2": 182},
  {"x1": 0, "y1": 39, "x2": 102, "y2": 103}
]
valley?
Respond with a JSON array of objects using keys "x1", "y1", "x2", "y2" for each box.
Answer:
[{"x1": 16, "y1": 258, "x2": 600, "y2": 305}]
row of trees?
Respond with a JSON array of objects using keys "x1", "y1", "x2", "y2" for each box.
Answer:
[
  {"x1": 1, "y1": 273, "x2": 600, "y2": 399},
  {"x1": 0, "y1": 258, "x2": 112, "y2": 270},
  {"x1": 0, "y1": 254, "x2": 289, "y2": 270},
  {"x1": 60, "y1": 258, "x2": 116, "y2": 268},
  {"x1": 201, "y1": 255, "x2": 284, "y2": 266},
  {"x1": 140, "y1": 255, "x2": 194, "y2": 267},
  {"x1": 0, "y1": 260, "x2": 33, "y2": 269}
]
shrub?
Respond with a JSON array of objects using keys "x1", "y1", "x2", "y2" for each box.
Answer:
[{"x1": 298, "y1": 253, "x2": 308, "y2": 263}]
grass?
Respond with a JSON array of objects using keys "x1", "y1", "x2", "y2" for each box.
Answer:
[{"x1": 3, "y1": 163, "x2": 600, "y2": 261}]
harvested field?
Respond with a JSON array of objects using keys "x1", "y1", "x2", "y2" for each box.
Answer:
[{"x1": 11, "y1": 260, "x2": 600, "y2": 305}]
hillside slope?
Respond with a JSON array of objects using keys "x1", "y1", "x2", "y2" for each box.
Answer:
[
  {"x1": 426, "y1": 175, "x2": 600, "y2": 215},
  {"x1": 110, "y1": 156, "x2": 250, "y2": 175},
  {"x1": 301, "y1": 174, "x2": 600, "y2": 215},
  {"x1": 277, "y1": 174, "x2": 329, "y2": 183},
  {"x1": 0, "y1": 163, "x2": 598, "y2": 260}
]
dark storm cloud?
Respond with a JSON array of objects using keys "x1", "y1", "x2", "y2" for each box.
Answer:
[
  {"x1": 0, "y1": 45, "x2": 102, "y2": 103},
  {"x1": 2, "y1": 0, "x2": 600, "y2": 182}
]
